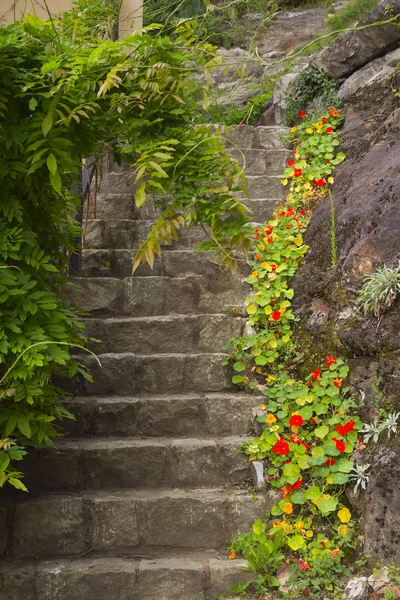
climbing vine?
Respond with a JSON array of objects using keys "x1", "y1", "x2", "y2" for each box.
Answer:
[{"x1": 226, "y1": 108, "x2": 364, "y2": 598}]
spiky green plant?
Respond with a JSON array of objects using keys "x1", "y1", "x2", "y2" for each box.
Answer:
[{"x1": 356, "y1": 263, "x2": 400, "y2": 317}]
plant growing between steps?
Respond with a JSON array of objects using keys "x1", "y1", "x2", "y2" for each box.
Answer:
[{"x1": 225, "y1": 108, "x2": 367, "y2": 598}]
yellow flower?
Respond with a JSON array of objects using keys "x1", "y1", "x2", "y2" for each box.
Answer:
[
  {"x1": 337, "y1": 507, "x2": 351, "y2": 523},
  {"x1": 316, "y1": 122, "x2": 323, "y2": 130},
  {"x1": 285, "y1": 524, "x2": 292, "y2": 534},
  {"x1": 306, "y1": 530, "x2": 314, "y2": 538},
  {"x1": 258, "y1": 404, "x2": 266, "y2": 410},
  {"x1": 279, "y1": 306, "x2": 286, "y2": 314},
  {"x1": 306, "y1": 127, "x2": 313, "y2": 134},
  {"x1": 328, "y1": 176, "x2": 334, "y2": 184},
  {"x1": 266, "y1": 375, "x2": 276, "y2": 383},
  {"x1": 266, "y1": 414, "x2": 277, "y2": 424},
  {"x1": 228, "y1": 549, "x2": 237, "y2": 559},
  {"x1": 283, "y1": 502, "x2": 293, "y2": 515},
  {"x1": 260, "y1": 262, "x2": 269, "y2": 269},
  {"x1": 242, "y1": 377, "x2": 249, "y2": 384},
  {"x1": 338, "y1": 524, "x2": 349, "y2": 536},
  {"x1": 248, "y1": 444, "x2": 259, "y2": 454},
  {"x1": 269, "y1": 425, "x2": 279, "y2": 433},
  {"x1": 249, "y1": 455, "x2": 257, "y2": 461},
  {"x1": 255, "y1": 367, "x2": 263, "y2": 374},
  {"x1": 304, "y1": 182, "x2": 311, "y2": 190},
  {"x1": 294, "y1": 521, "x2": 304, "y2": 530},
  {"x1": 290, "y1": 126, "x2": 297, "y2": 133},
  {"x1": 249, "y1": 271, "x2": 258, "y2": 279},
  {"x1": 281, "y1": 178, "x2": 288, "y2": 186},
  {"x1": 295, "y1": 153, "x2": 301, "y2": 160}
]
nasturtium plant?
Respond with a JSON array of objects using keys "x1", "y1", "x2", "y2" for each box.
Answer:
[{"x1": 229, "y1": 108, "x2": 363, "y2": 598}]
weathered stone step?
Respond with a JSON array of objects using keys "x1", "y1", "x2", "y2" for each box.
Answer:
[
  {"x1": 3, "y1": 489, "x2": 275, "y2": 559},
  {"x1": 245, "y1": 175, "x2": 285, "y2": 200},
  {"x1": 82, "y1": 314, "x2": 243, "y2": 354},
  {"x1": 69, "y1": 275, "x2": 246, "y2": 317},
  {"x1": 64, "y1": 393, "x2": 256, "y2": 438},
  {"x1": 0, "y1": 556, "x2": 253, "y2": 600},
  {"x1": 227, "y1": 148, "x2": 290, "y2": 175},
  {"x1": 67, "y1": 352, "x2": 234, "y2": 396},
  {"x1": 80, "y1": 248, "x2": 250, "y2": 280},
  {"x1": 23, "y1": 436, "x2": 250, "y2": 492},
  {"x1": 227, "y1": 125, "x2": 289, "y2": 150},
  {"x1": 84, "y1": 219, "x2": 208, "y2": 250}
]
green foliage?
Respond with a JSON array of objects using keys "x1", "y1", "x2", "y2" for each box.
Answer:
[
  {"x1": 356, "y1": 263, "x2": 400, "y2": 316},
  {"x1": 0, "y1": 1, "x2": 254, "y2": 489},
  {"x1": 143, "y1": 0, "x2": 206, "y2": 28},
  {"x1": 327, "y1": 0, "x2": 380, "y2": 32},
  {"x1": 285, "y1": 68, "x2": 339, "y2": 126}
]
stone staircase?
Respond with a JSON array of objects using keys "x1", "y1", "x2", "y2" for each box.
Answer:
[{"x1": 0, "y1": 126, "x2": 289, "y2": 600}]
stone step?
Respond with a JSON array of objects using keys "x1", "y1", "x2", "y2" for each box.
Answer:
[
  {"x1": 84, "y1": 219, "x2": 208, "y2": 250},
  {"x1": 87, "y1": 194, "x2": 276, "y2": 228},
  {"x1": 63, "y1": 393, "x2": 257, "y2": 438},
  {"x1": 227, "y1": 148, "x2": 290, "y2": 175},
  {"x1": 80, "y1": 248, "x2": 235, "y2": 279},
  {"x1": 245, "y1": 175, "x2": 285, "y2": 200},
  {"x1": 69, "y1": 275, "x2": 246, "y2": 317},
  {"x1": 82, "y1": 314, "x2": 243, "y2": 354},
  {"x1": 3, "y1": 489, "x2": 276, "y2": 559},
  {"x1": 23, "y1": 436, "x2": 251, "y2": 493},
  {"x1": 0, "y1": 556, "x2": 253, "y2": 600},
  {"x1": 227, "y1": 125, "x2": 289, "y2": 150},
  {"x1": 67, "y1": 352, "x2": 234, "y2": 396}
]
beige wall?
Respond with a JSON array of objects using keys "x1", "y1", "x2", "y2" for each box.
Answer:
[{"x1": 0, "y1": 0, "x2": 142, "y2": 34}]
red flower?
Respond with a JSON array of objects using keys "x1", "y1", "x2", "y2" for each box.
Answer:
[
  {"x1": 286, "y1": 225, "x2": 291, "y2": 230},
  {"x1": 299, "y1": 110, "x2": 306, "y2": 119},
  {"x1": 300, "y1": 209, "x2": 306, "y2": 216},
  {"x1": 306, "y1": 380, "x2": 313, "y2": 387},
  {"x1": 326, "y1": 159, "x2": 331, "y2": 163},
  {"x1": 264, "y1": 226, "x2": 273, "y2": 235},
  {"x1": 287, "y1": 207, "x2": 295, "y2": 216},
  {"x1": 272, "y1": 311, "x2": 281, "y2": 321},
  {"x1": 255, "y1": 254, "x2": 262, "y2": 260},
  {"x1": 302, "y1": 442, "x2": 309, "y2": 452},
  {"x1": 293, "y1": 146, "x2": 297, "y2": 154},
  {"x1": 266, "y1": 236, "x2": 273, "y2": 244},
  {"x1": 254, "y1": 228, "x2": 260, "y2": 240},
  {"x1": 325, "y1": 458, "x2": 336, "y2": 466},
  {"x1": 311, "y1": 417, "x2": 318, "y2": 424},
  {"x1": 314, "y1": 178, "x2": 326, "y2": 187},
  {"x1": 290, "y1": 434, "x2": 301, "y2": 444},
  {"x1": 333, "y1": 378, "x2": 344, "y2": 388},
  {"x1": 336, "y1": 420, "x2": 355, "y2": 437},
  {"x1": 332, "y1": 437, "x2": 346, "y2": 452},
  {"x1": 279, "y1": 211, "x2": 286, "y2": 217},
  {"x1": 322, "y1": 117, "x2": 329, "y2": 123},
  {"x1": 326, "y1": 356, "x2": 336, "y2": 368},
  {"x1": 271, "y1": 264, "x2": 277, "y2": 272},
  {"x1": 292, "y1": 478, "x2": 303, "y2": 489},
  {"x1": 311, "y1": 369, "x2": 321, "y2": 381},
  {"x1": 287, "y1": 160, "x2": 295, "y2": 167},
  {"x1": 280, "y1": 485, "x2": 292, "y2": 498},
  {"x1": 299, "y1": 561, "x2": 311, "y2": 570},
  {"x1": 289, "y1": 414, "x2": 304, "y2": 427},
  {"x1": 294, "y1": 169, "x2": 303, "y2": 178},
  {"x1": 326, "y1": 127, "x2": 333, "y2": 133},
  {"x1": 273, "y1": 438, "x2": 290, "y2": 455}
]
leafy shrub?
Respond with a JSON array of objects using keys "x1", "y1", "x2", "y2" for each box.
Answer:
[
  {"x1": 356, "y1": 263, "x2": 400, "y2": 316},
  {"x1": 327, "y1": 0, "x2": 380, "y2": 32},
  {"x1": 285, "y1": 67, "x2": 339, "y2": 125},
  {"x1": 143, "y1": 0, "x2": 206, "y2": 27}
]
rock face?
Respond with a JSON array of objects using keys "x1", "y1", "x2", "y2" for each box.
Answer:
[
  {"x1": 311, "y1": 0, "x2": 400, "y2": 78},
  {"x1": 289, "y1": 10, "x2": 400, "y2": 561},
  {"x1": 0, "y1": 126, "x2": 289, "y2": 600}
]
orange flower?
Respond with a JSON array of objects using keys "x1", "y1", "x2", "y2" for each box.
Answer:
[
  {"x1": 266, "y1": 414, "x2": 277, "y2": 424},
  {"x1": 228, "y1": 549, "x2": 237, "y2": 559},
  {"x1": 333, "y1": 378, "x2": 344, "y2": 388},
  {"x1": 331, "y1": 549, "x2": 340, "y2": 558},
  {"x1": 283, "y1": 502, "x2": 293, "y2": 515}
]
